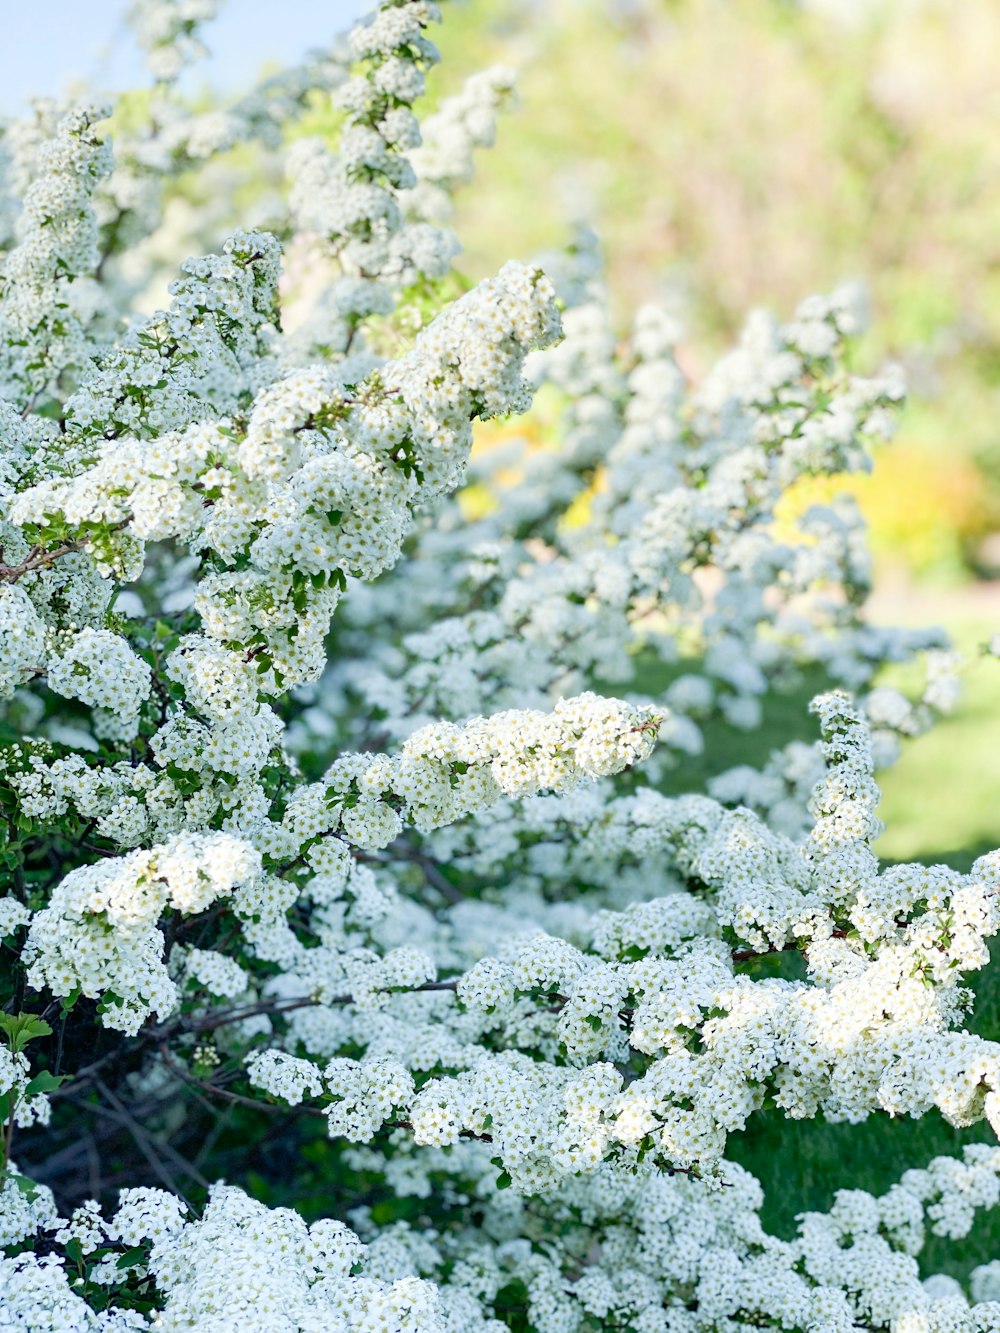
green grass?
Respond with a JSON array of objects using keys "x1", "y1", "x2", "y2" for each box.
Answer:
[
  {"x1": 624, "y1": 609, "x2": 1000, "y2": 1277},
  {"x1": 639, "y1": 615, "x2": 1000, "y2": 868},
  {"x1": 876, "y1": 615, "x2": 1000, "y2": 867},
  {"x1": 728, "y1": 931, "x2": 1000, "y2": 1279},
  {"x1": 729, "y1": 1108, "x2": 998, "y2": 1278}
]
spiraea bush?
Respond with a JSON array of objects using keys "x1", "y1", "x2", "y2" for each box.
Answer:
[{"x1": 1, "y1": 2, "x2": 999, "y2": 1329}]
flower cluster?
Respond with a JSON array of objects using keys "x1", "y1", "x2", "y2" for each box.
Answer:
[
  {"x1": 24, "y1": 833, "x2": 261, "y2": 1032},
  {"x1": 128, "y1": 0, "x2": 219, "y2": 85},
  {"x1": 0, "y1": 102, "x2": 112, "y2": 403},
  {"x1": 323, "y1": 250, "x2": 949, "y2": 790}
]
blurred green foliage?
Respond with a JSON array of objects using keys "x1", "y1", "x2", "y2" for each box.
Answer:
[
  {"x1": 426, "y1": 0, "x2": 1000, "y2": 580},
  {"x1": 876, "y1": 613, "x2": 1000, "y2": 865}
]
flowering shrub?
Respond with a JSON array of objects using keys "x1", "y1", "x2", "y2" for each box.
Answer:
[
  {"x1": 429, "y1": 0, "x2": 1000, "y2": 578},
  {"x1": 0, "y1": 2, "x2": 998, "y2": 1330}
]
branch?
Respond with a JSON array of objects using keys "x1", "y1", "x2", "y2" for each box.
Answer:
[
  {"x1": 93, "y1": 1077, "x2": 203, "y2": 1205},
  {"x1": 0, "y1": 539, "x2": 89, "y2": 583},
  {"x1": 386, "y1": 838, "x2": 466, "y2": 904},
  {"x1": 0, "y1": 520, "x2": 130, "y2": 583},
  {"x1": 177, "y1": 980, "x2": 461, "y2": 1036},
  {"x1": 159, "y1": 1044, "x2": 326, "y2": 1118}
]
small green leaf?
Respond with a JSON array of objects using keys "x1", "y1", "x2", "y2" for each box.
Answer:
[
  {"x1": 24, "y1": 1070, "x2": 66, "y2": 1097},
  {"x1": 0, "y1": 1012, "x2": 53, "y2": 1052},
  {"x1": 117, "y1": 1246, "x2": 149, "y2": 1270}
]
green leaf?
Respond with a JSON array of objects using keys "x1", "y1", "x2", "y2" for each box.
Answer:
[
  {"x1": 24, "y1": 1069, "x2": 66, "y2": 1097},
  {"x1": 0, "y1": 1012, "x2": 52, "y2": 1052},
  {"x1": 1, "y1": 1169, "x2": 40, "y2": 1202},
  {"x1": 117, "y1": 1246, "x2": 149, "y2": 1270}
]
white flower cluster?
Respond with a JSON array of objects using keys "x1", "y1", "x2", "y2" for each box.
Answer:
[
  {"x1": 248, "y1": 1049, "x2": 415, "y2": 1140},
  {"x1": 63, "y1": 227, "x2": 282, "y2": 441},
  {"x1": 172, "y1": 944, "x2": 249, "y2": 999},
  {"x1": 408, "y1": 66, "x2": 517, "y2": 223},
  {"x1": 0, "y1": 102, "x2": 112, "y2": 403},
  {"x1": 0, "y1": 1050, "x2": 52, "y2": 1134},
  {"x1": 323, "y1": 248, "x2": 947, "y2": 795},
  {"x1": 0, "y1": 1162, "x2": 58, "y2": 1251},
  {"x1": 284, "y1": 0, "x2": 468, "y2": 367},
  {"x1": 24, "y1": 833, "x2": 261, "y2": 1032},
  {"x1": 7, "y1": 1147, "x2": 1000, "y2": 1331},
  {"x1": 0, "y1": 585, "x2": 45, "y2": 699},
  {"x1": 0, "y1": 1184, "x2": 456, "y2": 1331},
  {"x1": 239, "y1": 695, "x2": 1000, "y2": 1194},
  {"x1": 127, "y1": 0, "x2": 219, "y2": 84},
  {"x1": 280, "y1": 691, "x2": 660, "y2": 856},
  {"x1": 46, "y1": 627, "x2": 152, "y2": 740},
  {"x1": 10, "y1": 690, "x2": 655, "y2": 1035},
  {"x1": 0, "y1": 897, "x2": 31, "y2": 938},
  {"x1": 11, "y1": 261, "x2": 559, "y2": 683}
]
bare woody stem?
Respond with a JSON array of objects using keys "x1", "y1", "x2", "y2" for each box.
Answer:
[
  {"x1": 0, "y1": 540, "x2": 89, "y2": 583},
  {"x1": 0, "y1": 520, "x2": 130, "y2": 583}
]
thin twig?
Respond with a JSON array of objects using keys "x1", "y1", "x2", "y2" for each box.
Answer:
[
  {"x1": 94, "y1": 1077, "x2": 197, "y2": 1206},
  {"x1": 159, "y1": 1045, "x2": 325, "y2": 1118}
]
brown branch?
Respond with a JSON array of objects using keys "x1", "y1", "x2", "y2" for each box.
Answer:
[
  {"x1": 96, "y1": 1080, "x2": 208, "y2": 1196},
  {"x1": 0, "y1": 519, "x2": 130, "y2": 584},
  {"x1": 387, "y1": 1118, "x2": 493, "y2": 1144},
  {"x1": 387, "y1": 838, "x2": 465, "y2": 904},
  {"x1": 158, "y1": 1045, "x2": 326, "y2": 1118},
  {"x1": 148, "y1": 924, "x2": 882, "y2": 1050},
  {"x1": 93, "y1": 1078, "x2": 200, "y2": 1205},
  {"x1": 0, "y1": 540, "x2": 90, "y2": 583},
  {"x1": 730, "y1": 939, "x2": 803, "y2": 964},
  {"x1": 178, "y1": 979, "x2": 461, "y2": 1036},
  {"x1": 161, "y1": 931, "x2": 816, "y2": 1041}
]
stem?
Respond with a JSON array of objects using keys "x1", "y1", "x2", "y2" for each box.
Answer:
[
  {"x1": 0, "y1": 540, "x2": 89, "y2": 584},
  {"x1": 2, "y1": 1090, "x2": 18, "y2": 1171}
]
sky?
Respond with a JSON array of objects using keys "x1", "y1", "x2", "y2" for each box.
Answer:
[{"x1": 2, "y1": 0, "x2": 372, "y2": 114}]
